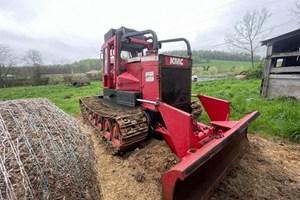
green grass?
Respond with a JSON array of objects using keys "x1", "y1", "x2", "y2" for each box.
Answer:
[
  {"x1": 193, "y1": 59, "x2": 257, "y2": 75},
  {"x1": 1, "y1": 78, "x2": 299, "y2": 142},
  {"x1": 0, "y1": 81, "x2": 102, "y2": 115},
  {"x1": 192, "y1": 79, "x2": 300, "y2": 142},
  {"x1": 204, "y1": 59, "x2": 253, "y2": 69}
]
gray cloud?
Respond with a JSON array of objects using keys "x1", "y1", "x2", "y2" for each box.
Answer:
[
  {"x1": 0, "y1": 29, "x2": 100, "y2": 64},
  {"x1": 0, "y1": 0, "x2": 299, "y2": 64},
  {"x1": 0, "y1": 0, "x2": 39, "y2": 23}
]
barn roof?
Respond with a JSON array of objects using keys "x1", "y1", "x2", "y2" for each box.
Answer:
[{"x1": 261, "y1": 28, "x2": 300, "y2": 46}]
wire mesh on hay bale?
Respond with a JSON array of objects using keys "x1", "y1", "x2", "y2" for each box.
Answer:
[{"x1": 0, "y1": 98, "x2": 101, "y2": 200}]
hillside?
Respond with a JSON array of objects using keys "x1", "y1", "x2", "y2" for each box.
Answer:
[{"x1": 193, "y1": 59, "x2": 255, "y2": 76}]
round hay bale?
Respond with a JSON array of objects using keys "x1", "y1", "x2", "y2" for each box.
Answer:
[{"x1": 0, "y1": 98, "x2": 101, "y2": 199}]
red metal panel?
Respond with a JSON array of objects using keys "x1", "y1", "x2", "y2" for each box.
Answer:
[
  {"x1": 127, "y1": 62, "x2": 142, "y2": 82},
  {"x1": 155, "y1": 102, "x2": 199, "y2": 159},
  {"x1": 141, "y1": 58, "x2": 160, "y2": 103},
  {"x1": 116, "y1": 72, "x2": 140, "y2": 91},
  {"x1": 161, "y1": 111, "x2": 259, "y2": 200},
  {"x1": 117, "y1": 62, "x2": 142, "y2": 91},
  {"x1": 154, "y1": 94, "x2": 259, "y2": 200},
  {"x1": 198, "y1": 94, "x2": 230, "y2": 121}
]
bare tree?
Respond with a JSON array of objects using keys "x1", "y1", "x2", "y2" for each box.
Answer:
[
  {"x1": 225, "y1": 8, "x2": 271, "y2": 68},
  {"x1": 0, "y1": 44, "x2": 18, "y2": 87},
  {"x1": 289, "y1": 1, "x2": 300, "y2": 20},
  {"x1": 23, "y1": 49, "x2": 44, "y2": 85}
]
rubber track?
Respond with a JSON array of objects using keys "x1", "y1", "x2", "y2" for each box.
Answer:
[{"x1": 79, "y1": 96, "x2": 148, "y2": 152}]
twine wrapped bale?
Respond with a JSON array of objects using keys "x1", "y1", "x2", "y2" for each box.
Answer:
[{"x1": 0, "y1": 98, "x2": 101, "y2": 200}]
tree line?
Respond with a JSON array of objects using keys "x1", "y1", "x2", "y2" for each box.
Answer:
[
  {"x1": 43, "y1": 59, "x2": 100, "y2": 74},
  {"x1": 163, "y1": 50, "x2": 261, "y2": 62},
  {"x1": 0, "y1": 43, "x2": 262, "y2": 88},
  {"x1": 0, "y1": 44, "x2": 101, "y2": 88}
]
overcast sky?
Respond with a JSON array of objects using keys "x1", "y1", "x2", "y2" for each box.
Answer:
[{"x1": 1, "y1": 0, "x2": 299, "y2": 64}]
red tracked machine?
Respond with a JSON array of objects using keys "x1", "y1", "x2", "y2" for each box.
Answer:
[{"x1": 80, "y1": 27, "x2": 259, "y2": 200}]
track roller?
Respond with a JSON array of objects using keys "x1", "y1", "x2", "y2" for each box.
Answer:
[{"x1": 79, "y1": 96, "x2": 148, "y2": 153}]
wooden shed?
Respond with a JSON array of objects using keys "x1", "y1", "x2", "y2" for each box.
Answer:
[{"x1": 260, "y1": 29, "x2": 300, "y2": 99}]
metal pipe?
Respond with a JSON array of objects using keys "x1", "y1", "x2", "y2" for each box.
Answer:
[
  {"x1": 136, "y1": 99, "x2": 158, "y2": 105},
  {"x1": 158, "y1": 38, "x2": 192, "y2": 58},
  {"x1": 122, "y1": 29, "x2": 159, "y2": 50}
]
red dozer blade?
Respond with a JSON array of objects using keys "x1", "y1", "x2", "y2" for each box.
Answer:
[{"x1": 156, "y1": 95, "x2": 259, "y2": 200}]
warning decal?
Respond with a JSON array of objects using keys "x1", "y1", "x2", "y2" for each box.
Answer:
[{"x1": 145, "y1": 71, "x2": 154, "y2": 82}]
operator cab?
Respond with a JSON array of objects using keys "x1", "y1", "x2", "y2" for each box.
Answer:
[
  {"x1": 101, "y1": 27, "x2": 156, "y2": 89},
  {"x1": 100, "y1": 27, "x2": 192, "y2": 111}
]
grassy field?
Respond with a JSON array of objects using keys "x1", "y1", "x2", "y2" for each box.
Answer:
[
  {"x1": 1, "y1": 78, "x2": 299, "y2": 142},
  {"x1": 192, "y1": 79, "x2": 300, "y2": 142},
  {"x1": 0, "y1": 81, "x2": 102, "y2": 115},
  {"x1": 193, "y1": 59, "x2": 259, "y2": 75},
  {"x1": 201, "y1": 59, "x2": 253, "y2": 69}
]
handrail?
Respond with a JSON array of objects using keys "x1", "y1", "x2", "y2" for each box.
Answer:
[
  {"x1": 121, "y1": 29, "x2": 159, "y2": 50},
  {"x1": 158, "y1": 38, "x2": 192, "y2": 58}
]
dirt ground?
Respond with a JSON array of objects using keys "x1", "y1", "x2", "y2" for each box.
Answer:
[
  {"x1": 79, "y1": 119, "x2": 300, "y2": 200},
  {"x1": 211, "y1": 135, "x2": 300, "y2": 200}
]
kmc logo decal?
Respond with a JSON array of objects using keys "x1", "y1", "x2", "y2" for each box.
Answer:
[{"x1": 170, "y1": 57, "x2": 183, "y2": 65}]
